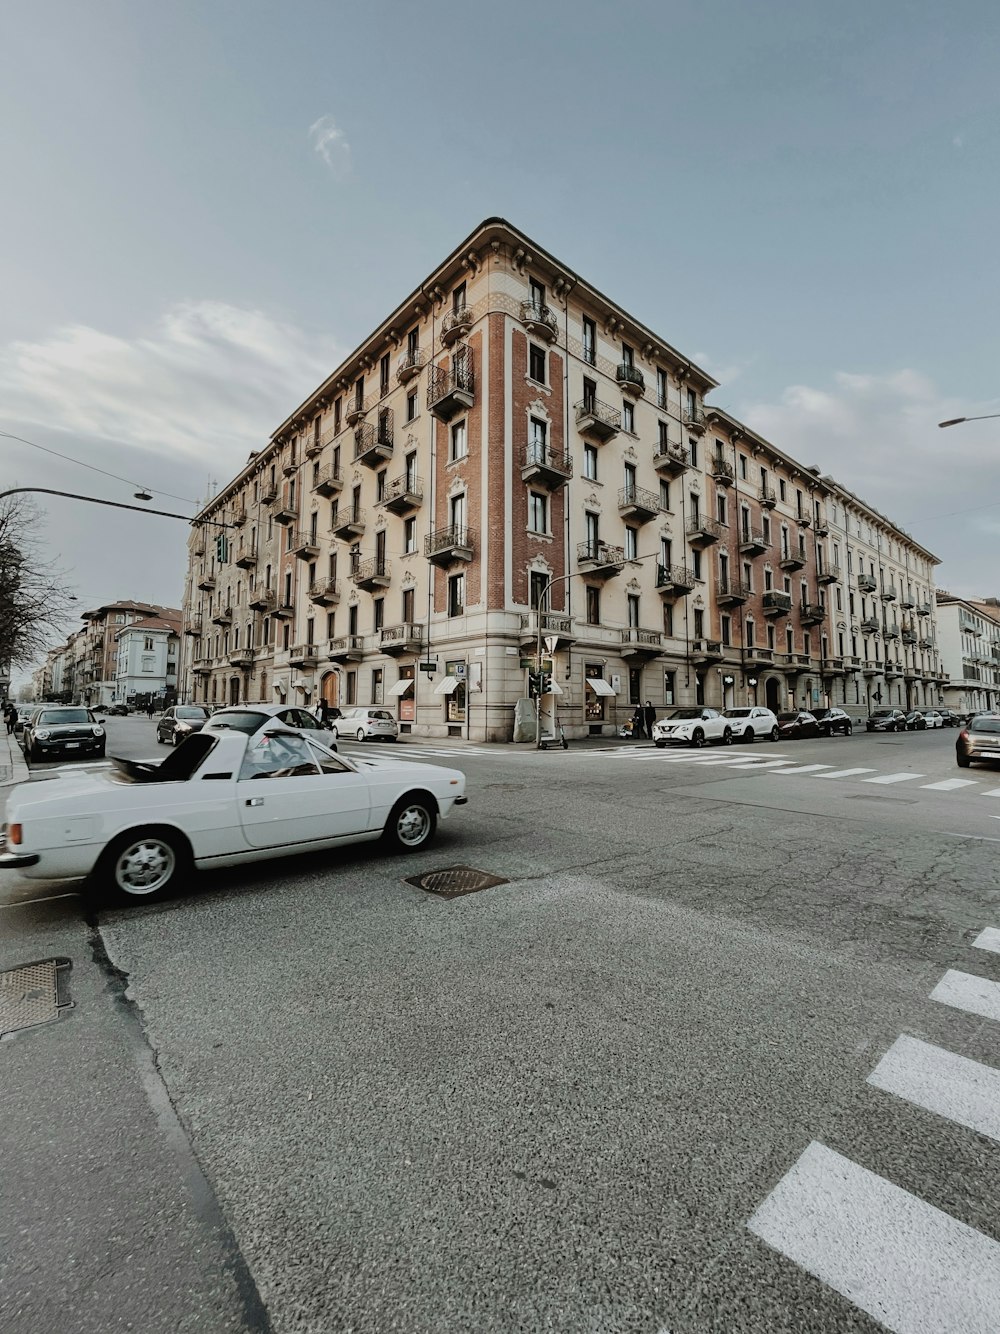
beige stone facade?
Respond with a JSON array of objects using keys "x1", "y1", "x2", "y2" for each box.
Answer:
[{"x1": 180, "y1": 219, "x2": 943, "y2": 739}]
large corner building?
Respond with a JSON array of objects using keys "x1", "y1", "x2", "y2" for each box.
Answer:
[{"x1": 180, "y1": 219, "x2": 945, "y2": 740}]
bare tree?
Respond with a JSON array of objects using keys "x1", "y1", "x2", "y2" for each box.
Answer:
[{"x1": 0, "y1": 493, "x2": 76, "y2": 668}]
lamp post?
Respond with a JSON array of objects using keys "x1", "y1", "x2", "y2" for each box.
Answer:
[{"x1": 938, "y1": 413, "x2": 1000, "y2": 428}]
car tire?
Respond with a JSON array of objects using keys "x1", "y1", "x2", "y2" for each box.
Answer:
[
  {"x1": 690, "y1": 729, "x2": 705, "y2": 748},
  {"x1": 172, "y1": 732, "x2": 181, "y2": 746},
  {"x1": 94, "y1": 827, "x2": 191, "y2": 905},
  {"x1": 357, "y1": 729, "x2": 366, "y2": 742},
  {"x1": 383, "y1": 793, "x2": 437, "y2": 853},
  {"x1": 957, "y1": 753, "x2": 971, "y2": 769},
  {"x1": 845, "y1": 725, "x2": 853, "y2": 736},
  {"x1": 723, "y1": 727, "x2": 733, "y2": 745},
  {"x1": 654, "y1": 742, "x2": 665, "y2": 749},
  {"x1": 770, "y1": 727, "x2": 779, "y2": 742},
  {"x1": 745, "y1": 728, "x2": 754, "y2": 744}
]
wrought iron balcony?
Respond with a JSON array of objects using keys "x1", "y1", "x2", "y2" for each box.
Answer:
[
  {"x1": 759, "y1": 486, "x2": 777, "y2": 509},
  {"x1": 345, "y1": 398, "x2": 365, "y2": 428},
  {"x1": 231, "y1": 508, "x2": 246, "y2": 528},
  {"x1": 655, "y1": 564, "x2": 697, "y2": 598},
  {"x1": 380, "y1": 622, "x2": 423, "y2": 655},
  {"x1": 260, "y1": 483, "x2": 278, "y2": 505},
  {"x1": 379, "y1": 474, "x2": 424, "y2": 514},
  {"x1": 304, "y1": 437, "x2": 323, "y2": 459},
  {"x1": 274, "y1": 495, "x2": 298, "y2": 525},
  {"x1": 354, "y1": 413, "x2": 394, "y2": 467},
  {"x1": 576, "y1": 541, "x2": 625, "y2": 577},
  {"x1": 899, "y1": 594, "x2": 916, "y2": 609},
  {"x1": 228, "y1": 648, "x2": 254, "y2": 669},
  {"x1": 739, "y1": 527, "x2": 767, "y2": 556},
  {"x1": 686, "y1": 515, "x2": 722, "y2": 546},
  {"x1": 816, "y1": 563, "x2": 841, "y2": 585},
  {"x1": 620, "y1": 628, "x2": 662, "y2": 657},
  {"x1": 427, "y1": 355, "x2": 475, "y2": 420},
  {"x1": 248, "y1": 587, "x2": 275, "y2": 612},
  {"x1": 234, "y1": 543, "x2": 257, "y2": 569},
  {"x1": 682, "y1": 407, "x2": 706, "y2": 435},
  {"x1": 312, "y1": 466, "x2": 344, "y2": 497},
  {"x1": 520, "y1": 300, "x2": 558, "y2": 343},
  {"x1": 211, "y1": 606, "x2": 233, "y2": 626},
  {"x1": 859, "y1": 617, "x2": 880, "y2": 633},
  {"x1": 652, "y1": 440, "x2": 689, "y2": 477},
  {"x1": 328, "y1": 635, "x2": 365, "y2": 662},
  {"x1": 857, "y1": 573, "x2": 877, "y2": 593},
  {"x1": 691, "y1": 639, "x2": 724, "y2": 665},
  {"x1": 717, "y1": 580, "x2": 751, "y2": 607},
  {"x1": 800, "y1": 602, "x2": 826, "y2": 626},
  {"x1": 289, "y1": 643, "x2": 319, "y2": 668},
  {"x1": 351, "y1": 558, "x2": 391, "y2": 592},
  {"x1": 710, "y1": 454, "x2": 734, "y2": 485},
  {"x1": 518, "y1": 612, "x2": 576, "y2": 649},
  {"x1": 395, "y1": 349, "x2": 425, "y2": 384},
  {"x1": 883, "y1": 624, "x2": 900, "y2": 641},
  {"x1": 281, "y1": 459, "x2": 298, "y2": 478},
  {"x1": 615, "y1": 363, "x2": 645, "y2": 397},
  {"x1": 273, "y1": 600, "x2": 295, "y2": 620},
  {"x1": 290, "y1": 530, "x2": 321, "y2": 560},
  {"x1": 880, "y1": 583, "x2": 897, "y2": 602},
  {"x1": 762, "y1": 590, "x2": 792, "y2": 617},
  {"x1": 813, "y1": 509, "x2": 829, "y2": 535},
  {"x1": 575, "y1": 398, "x2": 620, "y2": 442},
  {"x1": 901, "y1": 630, "x2": 918, "y2": 645},
  {"x1": 183, "y1": 615, "x2": 203, "y2": 636},
  {"x1": 617, "y1": 485, "x2": 661, "y2": 523},
  {"x1": 916, "y1": 601, "x2": 932, "y2": 616},
  {"x1": 440, "y1": 306, "x2": 473, "y2": 346},
  {"x1": 522, "y1": 444, "x2": 572, "y2": 491},
  {"x1": 331, "y1": 506, "x2": 367, "y2": 541},
  {"x1": 425, "y1": 525, "x2": 475, "y2": 566},
  {"x1": 778, "y1": 549, "x2": 806, "y2": 571},
  {"x1": 197, "y1": 572, "x2": 216, "y2": 592},
  {"x1": 308, "y1": 578, "x2": 340, "y2": 606}
]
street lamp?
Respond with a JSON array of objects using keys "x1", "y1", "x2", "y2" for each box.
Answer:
[{"x1": 938, "y1": 413, "x2": 1000, "y2": 428}]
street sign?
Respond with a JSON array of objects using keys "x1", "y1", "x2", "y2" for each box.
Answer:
[
  {"x1": 419, "y1": 662, "x2": 436, "y2": 673},
  {"x1": 544, "y1": 635, "x2": 559, "y2": 654},
  {"x1": 453, "y1": 663, "x2": 466, "y2": 678}
]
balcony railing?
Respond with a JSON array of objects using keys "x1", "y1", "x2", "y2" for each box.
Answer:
[
  {"x1": 308, "y1": 578, "x2": 341, "y2": 605},
  {"x1": 520, "y1": 300, "x2": 558, "y2": 342},
  {"x1": 692, "y1": 639, "x2": 724, "y2": 663},
  {"x1": 800, "y1": 602, "x2": 826, "y2": 625},
  {"x1": 380, "y1": 622, "x2": 423, "y2": 652},
  {"x1": 351, "y1": 558, "x2": 391, "y2": 590},
  {"x1": 620, "y1": 628, "x2": 662, "y2": 653},
  {"x1": 716, "y1": 580, "x2": 750, "y2": 605},
  {"x1": 860, "y1": 617, "x2": 880, "y2": 633},
  {"x1": 519, "y1": 612, "x2": 575, "y2": 642},
  {"x1": 354, "y1": 412, "x2": 394, "y2": 465},
  {"x1": 424, "y1": 525, "x2": 476, "y2": 563},
  {"x1": 289, "y1": 644, "x2": 319, "y2": 667},
  {"x1": 183, "y1": 615, "x2": 203, "y2": 636},
  {"x1": 427, "y1": 355, "x2": 475, "y2": 420},
  {"x1": 739, "y1": 527, "x2": 767, "y2": 555},
  {"x1": 290, "y1": 529, "x2": 321, "y2": 558},
  {"x1": 576, "y1": 541, "x2": 626, "y2": 571},
  {"x1": 816, "y1": 562, "x2": 841, "y2": 584},
  {"x1": 522, "y1": 444, "x2": 572, "y2": 489},
  {"x1": 857, "y1": 574, "x2": 877, "y2": 593},
  {"x1": 880, "y1": 584, "x2": 897, "y2": 601},
  {"x1": 682, "y1": 407, "x2": 705, "y2": 433},
  {"x1": 229, "y1": 649, "x2": 254, "y2": 669},
  {"x1": 440, "y1": 306, "x2": 473, "y2": 346},
  {"x1": 655, "y1": 564, "x2": 697, "y2": 596},
  {"x1": 759, "y1": 486, "x2": 777, "y2": 508},
  {"x1": 248, "y1": 587, "x2": 275, "y2": 612},
  {"x1": 575, "y1": 398, "x2": 621, "y2": 441},
  {"x1": 652, "y1": 440, "x2": 689, "y2": 475},
  {"x1": 710, "y1": 454, "x2": 734, "y2": 483},
  {"x1": 762, "y1": 590, "x2": 792, "y2": 616},
  {"x1": 211, "y1": 606, "x2": 233, "y2": 626},
  {"x1": 312, "y1": 466, "x2": 343, "y2": 497},
  {"x1": 686, "y1": 515, "x2": 722, "y2": 544},
  {"x1": 379, "y1": 474, "x2": 424, "y2": 513},
  {"x1": 328, "y1": 635, "x2": 365, "y2": 660},
  {"x1": 916, "y1": 602, "x2": 932, "y2": 616},
  {"x1": 331, "y1": 506, "x2": 366, "y2": 538},
  {"x1": 395, "y1": 349, "x2": 426, "y2": 383},
  {"x1": 615, "y1": 363, "x2": 645, "y2": 396},
  {"x1": 617, "y1": 485, "x2": 662, "y2": 521}
]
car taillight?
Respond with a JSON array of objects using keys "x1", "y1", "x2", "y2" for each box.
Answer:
[
  {"x1": 959, "y1": 730, "x2": 969, "y2": 740},
  {"x1": 8, "y1": 824, "x2": 22, "y2": 846}
]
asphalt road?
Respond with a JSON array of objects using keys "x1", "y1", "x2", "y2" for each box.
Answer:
[{"x1": 4, "y1": 716, "x2": 1000, "y2": 1333}]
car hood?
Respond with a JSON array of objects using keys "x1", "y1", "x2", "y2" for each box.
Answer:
[
  {"x1": 353, "y1": 757, "x2": 463, "y2": 784},
  {"x1": 30, "y1": 722, "x2": 99, "y2": 735}
]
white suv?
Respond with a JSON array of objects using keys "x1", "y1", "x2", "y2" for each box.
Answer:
[
  {"x1": 652, "y1": 707, "x2": 732, "y2": 748},
  {"x1": 722, "y1": 706, "x2": 780, "y2": 743},
  {"x1": 331, "y1": 708, "x2": 399, "y2": 743}
]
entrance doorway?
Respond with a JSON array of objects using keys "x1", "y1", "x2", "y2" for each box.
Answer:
[
  {"x1": 320, "y1": 671, "x2": 339, "y2": 707},
  {"x1": 229, "y1": 677, "x2": 240, "y2": 705},
  {"x1": 764, "y1": 677, "x2": 781, "y2": 713}
]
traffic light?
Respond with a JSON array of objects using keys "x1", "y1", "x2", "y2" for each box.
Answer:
[
  {"x1": 539, "y1": 672, "x2": 552, "y2": 695},
  {"x1": 216, "y1": 533, "x2": 229, "y2": 564},
  {"x1": 527, "y1": 671, "x2": 541, "y2": 698}
]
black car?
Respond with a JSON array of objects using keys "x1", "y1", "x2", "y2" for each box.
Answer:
[
  {"x1": 936, "y1": 709, "x2": 962, "y2": 728},
  {"x1": 156, "y1": 705, "x2": 210, "y2": 745},
  {"x1": 811, "y1": 707, "x2": 853, "y2": 737},
  {"x1": 956, "y1": 715, "x2": 1000, "y2": 768},
  {"x1": 23, "y1": 706, "x2": 105, "y2": 762},
  {"x1": 776, "y1": 710, "x2": 821, "y2": 739},
  {"x1": 866, "y1": 708, "x2": 908, "y2": 732},
  {"x1": 903, "y1": 710, "x2": 926, "y2": 731},
  {"x1": 105, "y1": 703, "x2": 130, "y2": 716}
]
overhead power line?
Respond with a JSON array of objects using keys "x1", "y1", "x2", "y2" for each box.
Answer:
[{"x1": 0, "y1": 430, "x2": 199, "y2": 507}]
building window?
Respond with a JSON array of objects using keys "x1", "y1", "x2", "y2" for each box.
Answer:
[
  {"x1": 739, "y1": 455, "x2": 748, "y2": 480},
  {"x1": 404, "y1": 516, "x2": 417, "y2": 554},
  {"x1": 663, "y1": 601, "x2": 674, "y2": 636},
  {"x1": 528, "y1": 416, "x2": 547, "y2": 462},
  {"x1": 379, "y1": 353, "x2": 390, "y2": 397},
  {"x1": 143, "y1": 636, "x2": 154, "y2": 651},
  {"x1": 529, "y1": 343, "x2": 546, "y2": 383},
  {"x1": 627, "y1": 594, "x2": 640, "y2": 628},
  {"x1": 452, "y1": 281, "x2": 466, "y2": 312},
  {"x1": 582, "y1": 317, "x2": 596, "y2": 365},
  {"x1": 583, "y1": 444, "x2": 598, "y2": 480},
  {"x1": 450, "y1": 492, "x2": 466, "y2": 531},
  {"x1": 625, "y1": 526, "x2": 638, "y2": 560},
  {"x1": 659, "y1": 479, "x2": 671, "y2": 510},
  {"x1": 656, "y1": 368, "x2": 668, "y2": 408},
  {"x1": 582, "y1": 376, "x2": 597, "y2": 411},
  {"x1": 346, "y1": 670, "x2": 356, "y2": 706},
  {"x1": 448, "y1": 573, "x2": 465, "y2": 617},
  {"x1": 371, "y1": 668, "x2": 383, "y2": 704},
  {"x1": 692, "y1": 549, "x2": 702, "y2": 580},
  {"x1": 664, "y1": 670, "x2": 676, "y2": 705},
  {"x1": 401, "y1": 588, "x2": 415, "y2": 623},
  {"x1": 348, "y1": 604, "x2": 358, "y2": 635},
  {"x1": 529, "y1": 571, "x2": 548, "y2": 609},
  {"x1": 693, "y1": 609, "x2": 704, "y2": 638},
  {"x1": 716, "y1": 494, "x2": 727, "y2": 525},
  {"x1": 530, "y1": 277, "x2": 545, "y2": 308},
  {"x1": 721, "y1": 615, "x2": 731, "y2": 646},
  {"x1": 586, "y1": 585, "x2": 601, "y2": 625},
  {"x1": 450, "y1": 420, "x2": 467, "y2": 461},
  {"x1": 373, "y1": 598, "x2": 384, "y2": 632},
  {"x1": 406, "y1": 392, "x2": 417, "y2": 423},
  {"x1": 528, "y1": 491, "x2": 548, "y2": 534},
  {"x1": 779, "y1": 479, "x2": 787, "y2": 501},
  {"x1": 688, "y1": 437, "x2": 698, "y2": 467},
  {"x1": 623, "y1": 401, "x2": 635, "y2": 433}
]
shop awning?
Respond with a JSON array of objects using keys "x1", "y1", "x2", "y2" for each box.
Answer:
[
  {"x1": 433, "y1": 675, "x2": 462, "y2": 695},
  {"x1": 586, "y1": 678, "x2": 616, "y2": 696},
  {"x1": 389, "y1": 679, "x2": 414, "y2": 696}
]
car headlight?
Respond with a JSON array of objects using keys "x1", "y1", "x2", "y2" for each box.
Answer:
[
  {"x1": 175, "y1": 722, "x2": 193, "y2": 733},
  {"x1": 35, "y1": 729, "x2": 50, "y2": 740},
  {"x1": 92, "y1": 726, "x2": 104, "y2": 737}
]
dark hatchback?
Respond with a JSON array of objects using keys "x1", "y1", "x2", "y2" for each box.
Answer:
[
  {"x1": 156, "y1": 705, "x2": 211, "y2": 745},
  {"x1": 776, "y1": 710, "x2": 821, "y2": 739},
  {"x1": 956, "y1": 715, "x2": 1000, "y2": 768},
  {"x1": 903, "y1": 710, "x2": 927, "y2": 731},
  {"x1": 811, "y1": 707, "x2": 853, "y2": 737},
  {"x1": 23, "y1": 707, "x2": 106, "y2": 762},
  {"x1": 936, "y1": 709, "x2": 962, "y2": 728},
  {"x1": 866, "y1": 708, "x2": 908, "y2": 732}
]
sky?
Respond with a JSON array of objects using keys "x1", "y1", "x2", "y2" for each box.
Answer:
[{"x1": 2, "y1": 0, "x2": 999, "y2": 682}]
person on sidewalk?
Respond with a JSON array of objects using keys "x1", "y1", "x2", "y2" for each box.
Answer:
[
  {"x1": 631, "y1": 704, "x2": 645, "y2": 740},
  {"x1": 644, "y1": 700, "x2": 656, "y2": 738},
  {"x1": 4, "y1": 703, "x2": 16, "y2": 734}
]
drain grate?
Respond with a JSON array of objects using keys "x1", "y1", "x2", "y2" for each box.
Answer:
[
  {"x1": 405, "y1": 866, "x2": 509, "y2": 900},
  {"x1": 0, "y1": 958, "x2": 74, "y2": 1038}
]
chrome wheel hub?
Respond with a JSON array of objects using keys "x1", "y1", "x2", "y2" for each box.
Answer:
[
  {"x1": 397, "y1": 805, "x2": 430, "y2": 847},
  {"x1": 115, "y1": 839, "x2": 175, "y2": 895}
]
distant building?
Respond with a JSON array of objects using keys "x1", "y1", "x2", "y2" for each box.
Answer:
[
  {"x1": 114, "y1": 613, "x2": 181, "y2": 706},
  {"x1": 936, "y1": 594, "x2": 1000, "y2": 713}
]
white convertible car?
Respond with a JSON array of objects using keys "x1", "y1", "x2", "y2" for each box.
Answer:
[{"x1": 0, "y1": 727, "x2": 467, "y2": 904}]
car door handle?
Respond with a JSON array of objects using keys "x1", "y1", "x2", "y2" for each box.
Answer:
[{"x1": 245, "y1": 798, "x2": 264, "y2": 807}]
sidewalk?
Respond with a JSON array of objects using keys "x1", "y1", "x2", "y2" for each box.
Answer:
[{"x1": 0, "y1": 726, "x2": 29, "y2": 788}]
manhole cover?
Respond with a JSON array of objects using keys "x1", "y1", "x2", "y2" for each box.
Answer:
[
  {"x1": 405, "y1": 866, "x2": 509, "y2": 899},
  {"x1": 0, "y1": 958, "x2": 74, "y2": 1038}
]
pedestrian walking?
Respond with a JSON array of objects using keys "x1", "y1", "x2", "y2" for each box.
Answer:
[
  {"x1": 631, "y1": 704, "x2": 645, "y2": 740},
  {"x1": 644, "y1": 700, "x2": 656, "y2": 737},
  {"x1": 4, "y1": 703, "x2": 16, "y2": 735},
  {"x1": 146, "y1": 700, "x2": 154, "y2": 719}
]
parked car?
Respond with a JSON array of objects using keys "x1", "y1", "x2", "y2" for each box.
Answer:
[
  {"x1": 105, "y1": 703, "x2": 130, "y2": 716},
  {"x1": 22, "y1": 706, "x2": 105, "y2": 762},
  {"x1": 935, "y1": 708, "x2": 962, "y2": 728},
  {"x1": 652, "y1": 707, "x2": 732, "y2": 748},
  {"x1": 330, "y1": 708, "x2": 399, "y2": 743},
  {"x1": 15, "y1": 704, "x2": 56, "y2": 737},
  {"x1": 776, "y1": 710, "x2": 822, "y2": 740},
  {"x1": 956, "y1": 715, "x2": 1000, "y2": 768},
  {"x1": 903, "y1": 710, "x2": 927, "y2": 731},
  {"x1": 156, "y1": 705, "x2": 211, "y2": 745},
  {"x1": 811, "y1": 707, "x2": 853, "y2": 737},
  {"x1": 866, "y1": 708, "x2": 908, "y2": 732},
  {"x1": 0, "y1": 727, "x2": 467, "y2": 904},
  {"x1": 721, "y1": 706, "x2": 779, "y2": 743},
  {"x1": 204, "y1": 705, "x2": 338, "y2": 752},
  {"x1": 919, "y1": 709, "x2": 945, "y2": 729}
]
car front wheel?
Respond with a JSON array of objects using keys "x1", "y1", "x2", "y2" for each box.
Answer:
[
  {"x1": 384, "y1": 794, "x2": 437, "y2": 852},
  {"x1": 96, "y1": 828, "x2": 191, "y2": 905},
  {"x1": 770, "y1": 727, "x2": 780, "y2": 742},
  {"x1": 845, "y1": 725, "x2": 853, "y2": 736},
  {"x1": 722, "y1": 728, "x2": 733, "y2": 745},
  {"x1": 690, "y1": 729, "x2": 705, "y2": 748},
  {"x1": 744, "y1": 728, "x2": 755, "y2": 744},
  {"x1": 357, "y1": 729, "x2": 366, "y2": 742}
]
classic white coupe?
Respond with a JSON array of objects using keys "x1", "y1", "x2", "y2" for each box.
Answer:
[{"x1": 0, "y1": 727, "x2": 467, "y2": 904}]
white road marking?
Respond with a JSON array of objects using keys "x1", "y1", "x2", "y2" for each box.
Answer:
[
  {"x1": 724, "y1": 759, "x2": 797, "y2": 771},
  {"x1": 815, "y1": 767, "x2": 877, "y2": 780},
  {"x1": 673, "y1": 755, "x2": 767, "y2": 766},
  {"x1": 972, "y1": 927, "x2": 1000, "y2": 955},
  {"x1": 747, "y1": 1140, "x2": 1000, "y2": 1333},
  {"x1": 930, "y1": 970, "x2": 1000, "y2": 1024},
  {"x1": 770, "y1": 763, "x2": 833, "y2": 775},
  {"x1": 867, "y1": 1035, "x2": 1000, "y2": 1144},
  {"x1": 920, "y1": 779, "x2": 979, "y2": 792},
  {"x1": 863, "y1": 771, "x2": 925, "y2": 785},
  {"x1": 980, "y1": 788, "x2": 1000, "y2": 797}
]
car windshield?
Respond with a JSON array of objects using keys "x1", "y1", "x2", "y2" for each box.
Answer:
[
  {"x1": 368, "y1": 711, "x2": 393, "y2": 720},
  {"x1": 666, "y1": 709, "x2": 704, "y2": 720},
  {"x1": 38, "y1": 709, "x2": 90, "y2": 725},
  {"x1": 777, "y1": 713, "x2": 799, "y2": 722},
  {"x1": 177, "y1": 707, "x2": 208, "y2": 719},
  {"x1": 811, "y1": 709, "x2": 831, "y2": 719},
  {"x1": 971, "y1": 718, "x2": 1000, "y2": 734},
  {"x1": 872, "y1": 710, "x2": 893, "y2": 718},
  {"x1": 207, "y1": 711, "x2": 269, "y2": 733},
  {"x1": 723, "y1": 709, "x2": 752, "y2": 718}
]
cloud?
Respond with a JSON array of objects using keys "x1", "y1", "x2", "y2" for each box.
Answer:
[
  {"x1": 731, "y1": 370, "x2": 1000, "y2": 596},
  {"x1": 0, "y1": 301, "x2": 342, "y2": 466},
  {"x1": 308, "y1": 115, "x2": 352, "y2": 178}
]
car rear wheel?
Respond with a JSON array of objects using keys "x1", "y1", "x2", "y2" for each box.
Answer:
[
  {"x1": 745, "y1": 728, "x2": 755, "y2": 744},
  {"x1": 357, "y1": 729, "x2": 366, "y2": 742},
  {"x1": 383, "y1": 794, "x2": 437, "y2": 852},
  {"x1": 845, "y1": 724, "x2": 853, "y2": 736},
  {"x1": 690, "y1": 729, "x2": 705, "y2": 748},
  {"x1": 95, "y1": 828, "x2": 191, "y2": 905}
]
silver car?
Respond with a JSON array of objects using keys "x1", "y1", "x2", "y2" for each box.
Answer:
[
  {"x1": 331, "y1": 708, "x2": 399, "y2": 743},
  {"x1": 202, "y1": 705, "x2": 339, "y2": 751}
]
